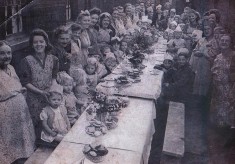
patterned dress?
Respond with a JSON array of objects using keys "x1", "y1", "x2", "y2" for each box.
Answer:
[
  {"x1": 0, "y1": 65, "x2": 35, "y2": 164},
  {"x1": 210, "y1": 52, "x2": 235, "y2": 127},
  {"x1": 20, "y1": 54, "x2": 59, "y2": 126}
]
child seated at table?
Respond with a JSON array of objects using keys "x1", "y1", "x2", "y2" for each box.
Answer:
[
  {"x1": 40, "y1": 83, "x2": 71, "y2": 143},
  {"x1": 120, "y1": 40, "x2": 132, "y2": 57},
  {"x1": 90, "y1": 56, "x2": 108, "y2": 80},
  {"x1": 57, "y1": 72, "x2": 85, "y2": 126},
  {"x1": 84, "y1": 57, "x2": 100, "y2": 92},
  {"x1": 167, "y1": 26, "x2": 186, "y2": 54},
  {"x1": 104, "y1": 53, "x2": 118, "y2": 75},
  {"x1": 111, "y1": 37, "x2": 125, "y2": 63}
]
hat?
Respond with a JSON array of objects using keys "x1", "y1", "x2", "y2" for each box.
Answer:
[
  {"x1": 87, "y1": 57, "x2": 98, "y2": 67},
  {"x1": 192, "y1": 30, "x2": 203, "y2": 40},
  {"x1": 164, "y1": 53, "x2": 173, "y2": 61},
  {"x1": 57, "y1": 71, "x2": 74, "y2": 86},
  {"x1": 177, "y1": 48, "x2": 189, "y2": 55},
  {"x1": 174, "y1": 25, "x2": 182, "y2": 32},
  {"x1": 156, "y1": 4, "x2": 162, "y2": 10},
  {"x1": 111, "y1": 36, "x2": 121, "y2": 42},
  {"x1": 49, "y1": 82, "x2": 63, "y2": 95},
  {"x1": 170, "y1": 9, "x2": 176, "y2": 13},
  {"x1": 70, "y1": 67, "x2": 87, "y2": 86},
  {"x1": 170, "y1": 21, "x2": 178, "y2": 27},
  {"x1": 141, "y1": 16, "x2": 152, "y2": 24}
]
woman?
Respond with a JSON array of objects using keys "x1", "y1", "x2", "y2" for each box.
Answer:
[
  {"x1": 184, "y1": 9, "x2": 201, "y2": 52},
  {"x1": 97, "y1": 12, "x2": 115, "y2": 45},
  {"x1": 189, "y1": 22, "x2": 214, "y2": 101},
  {"x1": 76, "y1": 10, "x2": 92, "y2": 67},
  {"x1": 89, "y1": 7, "x2": 101, "y2": 31},
  {"x1": 124, "y1": 3, "x2": 134, "y2": 29},
  {"x1": 112, "y1": 8, "x2": 126, "y2": 36},
  {"x1": 210, "y1": 34, "x2": 235, "y2": 128},
  {"x1": 20, "y1": 29, "x2": 59, "y2": 138},
  {"x1": 0, "y1": 41, "x2": 35, "y2": 163}
]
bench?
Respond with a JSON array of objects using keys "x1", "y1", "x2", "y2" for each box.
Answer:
[
  {"x1": 25, "y1": 147, "x2": 54, "y2": 164},
  {"x1": 161, "y1": 101, "x2": 185, "y2": 163}
]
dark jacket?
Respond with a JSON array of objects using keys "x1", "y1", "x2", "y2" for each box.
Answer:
[{"x1": 163, "y1": 64, "x2": 195, "y2": 101}]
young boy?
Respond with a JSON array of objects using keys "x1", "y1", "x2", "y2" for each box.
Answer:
[
  {"x1": 154, "y1": 53, "x2": 176, "y2": 84},
  {"x1": 162, "y1": 48, "x2": 195, "y2": 102}
]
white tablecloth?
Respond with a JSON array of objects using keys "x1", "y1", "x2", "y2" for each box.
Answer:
[{"x1": 45, "y1": 39, "x2": 167, "y2": 164}]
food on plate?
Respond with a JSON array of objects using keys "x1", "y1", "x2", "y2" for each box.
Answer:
[{"x1": 83, "y1": 144, "x2": 108, "y2": 163}]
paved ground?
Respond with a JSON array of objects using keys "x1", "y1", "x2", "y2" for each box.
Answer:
[{"x1": 149, "y1": 96, "x2": 235, "y2": 164}]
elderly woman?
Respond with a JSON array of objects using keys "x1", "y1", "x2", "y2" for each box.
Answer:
[
  {"x1": 20, "y1": 29, "x2": 59, "y2": 138},
  {"x1": 97, "y1": 12, "x2": 116, "y2": 45},
  {"x1": 0, "y1": 41, "x2": 35, "y2": 164},
  {"x1": 189, "y1": 22, "x2": 214, "y2": 102},
  {"x1": 210, "y1": 34, "x2": 235, "y2": 128}
]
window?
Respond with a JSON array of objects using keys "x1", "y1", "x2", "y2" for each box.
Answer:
[
  {"x1": 2, "y1": 0, "x2": 28, "y2": 36},
  {"x1": 66, "y1": 0, "x2": 71, "y2": 21}
]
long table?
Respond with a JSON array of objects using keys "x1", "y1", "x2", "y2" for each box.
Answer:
[{"x1": 45, "y1": 38, "x2": 167, "y2": 164}]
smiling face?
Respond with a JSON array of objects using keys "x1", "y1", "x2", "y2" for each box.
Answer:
[
  {"x1": 121, "y1": 42, "x2": 128, "y2": 51},
  {"x1": 125, "y1": 5, "x2": 132, "y2": 15},
  {"x1": 101, "y1": 17, "x2": 110, "y2": 29},
  {"x1": 0, "y1": 44, "x2": 12, "y2": 67},
  {"x1": 219, "y1": 35, "x2": 231, "y2": 50},
  {"x1": 90, "y1": 14, "x2": 99, "y2": 26},
  {"x1": 57, "y1": 33, "x2": 71, "y2": 48},
  {"x1": 209, "y1": 13, "x2": 216, "y2": 24},
  {"x1": 112, "y1": 10, "x2": 119, "y2": 19},
  {"x1": 203, "y1": 25, "x2": 213, "y2": 38},
  {"x1": 178, "y1": 55, "x2": 187, "y2": 67},
  {"x1": 72, "y1": 29, "x2": 82, "y2": 41},
  {"x1": 80, "y1": 16, "x2": 91, "y2": 29},
  {"x1": 33, "y1": 35, "x2": 47, "y2": 53},
  {"x1": 189, "y1": 12, "x2": 196, "y2": 22}
]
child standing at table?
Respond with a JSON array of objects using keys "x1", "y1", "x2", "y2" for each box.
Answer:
[
  {"x1": 40, "y1": 83, "x2": 71, "y2": 143},
  {"x1": 57, "y1": 72, "x2": 85, "y2": 126},
  {"x1": 84, "y1": 57, "x2": 99, "y2": 92}
]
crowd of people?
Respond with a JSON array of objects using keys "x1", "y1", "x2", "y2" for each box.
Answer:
[{"x1": 1, "y1": 0, "x2": 235, "y2": 163}]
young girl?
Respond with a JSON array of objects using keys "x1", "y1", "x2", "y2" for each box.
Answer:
[
  {"x1": 104, "y1": 53, "x2": 118, "y2": 74},
  {"x1": 57, "y1": 72, "x2": 86, "y2": 126},
  {"x1": 84, "y1": 57, "x2": 99, "y2": 91},
  {"x1": 111, "y1": 37, "x2": 125, "y2": 63},
  {"x1": 40, "y1": 83, "x2": 71, "y2": 143},
  {"x1": 120, "y1": 40, "x2": 132, "y2": 56},
  {"x1": 167, "y1": 26, "x2": 186, "y2": 54}
]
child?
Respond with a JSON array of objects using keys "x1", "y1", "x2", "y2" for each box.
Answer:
[
  {"x1": 104, "y1": 53, "x2": 118, "y2": 75},
  {"x1": 100, "y1": 44, "x2": 112, "y2": 62},
  {"x1": 111, "y1": 37, "x2": 125, "y2": 63},
  {"x1": 167, "y1": 26, "x2": 186, "y2": 54},
  {"x1": 40, "y1": 83, "x2": 71, "y2": 143},
  {"x1": 120, "y1": 40, "x2": 133, "y2": 56},
  {"x1": 52, "y1": 26, "x2": 80, "y2": 73},
  {"x1": 162, "y1": 50, "x2": 194, "y2": 102},
  {"x1": 89, "y1": 52, "x2": 108, "y2": 79},
  {"x1": 57, "y1": 72, "x2": 86, "y2": 126},
  {"x1": 84, "y1": 57, "x2": 99, "y2": 91},
  {"x1": 154, "y1": 54, "x2": 176, "y2": 83}
]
